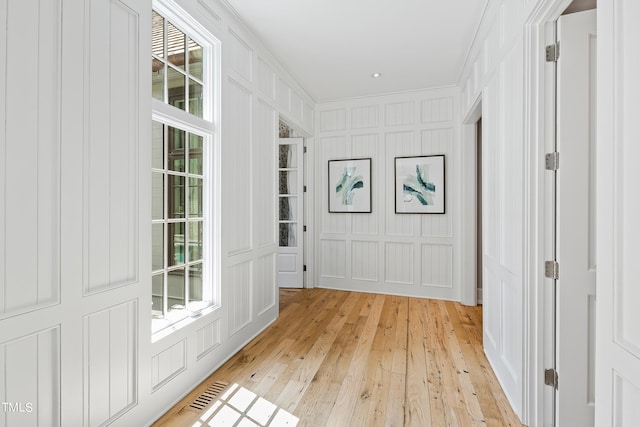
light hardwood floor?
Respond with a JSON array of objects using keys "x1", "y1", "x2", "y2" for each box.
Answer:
[{"x1": 153, "y1": 289, "x2": 524, "y2": 427}]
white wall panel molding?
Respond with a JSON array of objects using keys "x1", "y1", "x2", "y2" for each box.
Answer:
[
  {"x1": 254, "y1": 253, "x2": 276, "y2": 316},
  {"x1": 351, "y1": 240, "x2": 379, "y2": 282},
  {"x1": 320, "y1": 109, "x2": 347, "y2": 132},
  {"x1": 316, "y1": 88, "x2": 460, "y2": 301},
  {"x1": 84, "y1": 0, "x2": 140, "y2": 295},
  {"x1": 1, "y1": 0, "x2": 62, "y2": 318},
  {"x1": 151, "y1": 339, "x2": 186, "y2": 391},
  {"x1": 421, "y1": 97, "x2": 454, "y2": 124},
  {"x1": 83, "y1": 300, "x2": 138, "y2": 426},
  {"x1": 196, "y1": 319, "x2": 221, "y2": 360},
  {"x1": 351, "y1": 105, "x2": 380, "y2": 129},
  {"x1": 254, "y1": 99, "x2": 277, "y2": 249},
  {"x1": 227, "y1": 28, "x2": 253, "y2": 83},
  {"x1": 420, "y1": 244, "x2": 453, "y2": 288},
  {"x1": 0, "y1": 326, "x2": 60, "y2": 427},
  {"x1": 225, "y1": 78, "x2": 253, "y2": 255},
  {"x1": 384, "y1": 242, "x2": 414, "y2": 285},
  {"x1": 257, "y1": 57, "x2": 275, "y2": 100},
  {"x1": 385, "y1": 101, "x2": 416, "y2": 127},
  {"x1": 320, "y1": 239, "x2": 347, "y2": 279},
  {"x1": 196, "y1": 0, "x2": 221, "y2": 27},
  {"x1": 228, "y1": 260, "x2": 252, "y2": 335}
]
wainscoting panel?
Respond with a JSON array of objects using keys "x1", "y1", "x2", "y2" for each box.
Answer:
[
  {"x1": 316, "y1": 89, "x2": 459, "y2": 300},
  {"x1": 0, "y1": 327, "x2": 60, "y2": 427},
  {"x1": 84, "y1": 300, "x2": 137, "y2": 426},
  {"x1": 320, "y1": 109, "x2": 347, "y2": 132},
  {"x1": 385, "y1": 242, "x2": 414, "y2": 285},
  {"x1": 228, "y1": 261, "x2": 252, "y2": 335},
  {"x1": 320, "y1": 240, "x2": 347, "y2": 279},
  {"x1": 385, "y1": 101, "x2": 415, "y2": 127},
  {"x1": 254, "y1": 100, "x2": 276, "y2": 248},
  {"x1": 351, "y1": 241, "x2": 379, "y2": 282},
  {"x1": 226, "y1": 79, "x2": 253, "y2": 255},
  {"x1": 85, "y1": 0, "x2": 139, "y2": 294},
  {"x1": 256, "y1": 57, "x2": 275, "y2": 99},
  {"x1": 152, "y1": 340, "x2": 186, "y2": 391},
  {"x1": 1, "y1": 0, "x2": 62, "y2": 316},
  {"x1": 420, "y1": 244, "x2": 453, "y2": 288},
  {"x1": 196, "y1": 319, "x2": 221, "y2": 360},
  {"x1": 254, "y1": 253, "x2": 276, "y2": 316},
  {"x1": 227, "y1": 29, "x2": 252, "y2": 82}
]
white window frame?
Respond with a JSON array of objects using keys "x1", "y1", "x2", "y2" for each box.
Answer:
[{"x1": 152, "y1": 0, "x2": 221, "y2": 339}]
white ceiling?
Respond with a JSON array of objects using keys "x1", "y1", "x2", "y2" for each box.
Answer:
[{"x1": 223, "y1": 0, "x2": 489, "y2": 102}]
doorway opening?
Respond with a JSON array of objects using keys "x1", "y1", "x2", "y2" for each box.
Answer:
[
  {"x1": 476, "y1": 117, "x2": 483, "y2": 304},
  {"x1": 277, "y1": 120, "x2": 305, "y2": 289}
]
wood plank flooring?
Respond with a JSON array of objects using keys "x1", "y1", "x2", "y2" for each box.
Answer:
[{"x1": 153, "y1": 289, "x2": 524, "y2": 427}]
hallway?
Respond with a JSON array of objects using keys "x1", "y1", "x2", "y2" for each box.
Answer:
[{"x1": 154, "y1": 289, "x2": 523, "y2": 426}]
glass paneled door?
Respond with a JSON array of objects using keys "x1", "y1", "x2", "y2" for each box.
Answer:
[{"x1": 278, "y1": 138, "x2": 304, "y2": 288}]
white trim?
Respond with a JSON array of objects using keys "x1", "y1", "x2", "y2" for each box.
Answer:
[
  {"x1": 522, "y1": 0, "x2": 574, "y2": 425},
  {"x1": 151, "y1": 0, "x2": 222, "y2": 339},
  {"x1": 461, "y1": 94, "x2": 482, "y2": 306}
]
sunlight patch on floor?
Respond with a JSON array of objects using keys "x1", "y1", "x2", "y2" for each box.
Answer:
[{"x1": 191, "y1": 383, "x2": 299, "y2": 427}]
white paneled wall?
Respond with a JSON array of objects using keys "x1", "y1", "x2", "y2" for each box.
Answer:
[
  {"x1": 0, "y1": 0, "x2": 314, "y2": 425},
  {"x1": 315, "y1": 88, "x2": 460, "y2": 300},
  {"x1": 457, "y1": 0, "x2": 539, "y2": 421},
  {"x1": 84, "y1": 301, "x2": 138, "y2": 426},
  {"x1": 1, "y1": 0, "x2": 61, "y2": 318}
]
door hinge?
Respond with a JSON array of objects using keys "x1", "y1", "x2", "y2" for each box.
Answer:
[
  {"x1": 303, "y1": 146, "x2": 307, "y2": 154},
  {"x1": 303, "y1": 186, "x2": 307, "y2": 192},
  {"x1": 303, "y1": 225, "x2": 307, "y2": 232},
  {"x1": 303, "y1": 265, "x2": 307, "y2": 272},
  {"x1": 546, "y1": 42, "x2": 559, "y2": 62},
  {"x1": 545, "y1": 260, "x2": 559, "y2": 280},
  {"x1": 545, "y1": 152, "x2": 559, "y2": 170},
  {"x1": 544, "y1": 368, "x2": 559, "y2": 389}
]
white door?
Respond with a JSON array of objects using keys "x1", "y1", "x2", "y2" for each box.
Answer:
[
  {"x1": 277, "y1": 138, "x2": 304, "y2": 288},
  {"x1": 556, "y1": 9, "x2": 596, "y2": 426},
  {"x1": 595, "y1": 1, "x2": 640, "y2": 425}
]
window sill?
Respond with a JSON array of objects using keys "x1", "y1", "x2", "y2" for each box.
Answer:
[{"x1": 151, "y1": 303, "x2": 219, "y2": 343}]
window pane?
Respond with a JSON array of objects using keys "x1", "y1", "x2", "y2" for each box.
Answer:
[
  {"x1": 189, "y1": 221, "x2": 203, "y2": 262},
  {"x1": 152, "y1": 172, "x2": 164, "y2": 220},
  {"x1": 152, "y1": 274, "x2": 164, "y2": 314},
  {"x1": 167, "y1": 269, "x2": 185, "y2": 309},
  {"x1": 188, "y1": 38, "x2": 202, "y2": 81},
  {"x1": 279, "y1": 223, "x2": 297, "y2": 247},
  {"x1": 167, "y1": 22, "x2": 185, "y2": 70},
  {"x1": 152, "y1": 11, "x2": 164, "y2": 58},
  {"x1": 279, "y1": 171, "x2": 297, "y2": 195},
  {"x1": 279, "y1": 196, "x2": 297, "y2": 221},
  {"x1": 189, "y1": 134, "x2": 203, "y2": 175},
  {"x1": 189, "y1": 264, "x2": 203, "y2": 303},
  {"x1": 189, "y1": 79, "x2": 203, "y2": 118},
  {"x1": 152, "y1": 58, "x2": 165, "y2": 101},
  {"x1": 189, "y1": 177, "x2": 203, "y2": 217},
  {"x1": 168, "y1": 175, "x2": 185, "y2": 218},
  {"x1": 279, "y1": 144, "x2": 297, "y2": 168},
  {"x1": 152, "y1": 223, "x2": 164, "y2": 271},
  {"x1": 167, "y1": 67, "x2": 186, "y2": 110},
  {"x1": 152, "y1": 121, "x2": 164, "y2": 169},
  {"x1": 168, "y1": 126, "x2": 185, "y2": 172},
  {"x1": 168, "y1": 222, "x2": 185, "y2": 266}
]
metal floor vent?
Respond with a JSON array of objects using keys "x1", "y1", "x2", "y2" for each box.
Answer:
[{"x1": 188, "y1": 381, "x2": 229, "y2": 412}]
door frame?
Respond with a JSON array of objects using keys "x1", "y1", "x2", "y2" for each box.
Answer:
[
  {"x1": 461, "y1": 96, "x2": 482, "y2": 306},
  {"x1": 522, "y1": 0, "x2": 576, "y2": 424},
  {"x1": 277, "y1": 116, "x2": 315, "y2": 289}
]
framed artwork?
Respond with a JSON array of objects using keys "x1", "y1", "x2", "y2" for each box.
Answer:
[
  {"x1": 394, "y1": 155, "x2": 445, "y2": 214},
  {"x1": 328, "y1": 158, "x2": 372, "y2": 213}
]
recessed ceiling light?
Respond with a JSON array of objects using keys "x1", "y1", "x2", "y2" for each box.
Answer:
[{"x1": 371, "y1": 73, "x2": 382, "y2": 78}]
